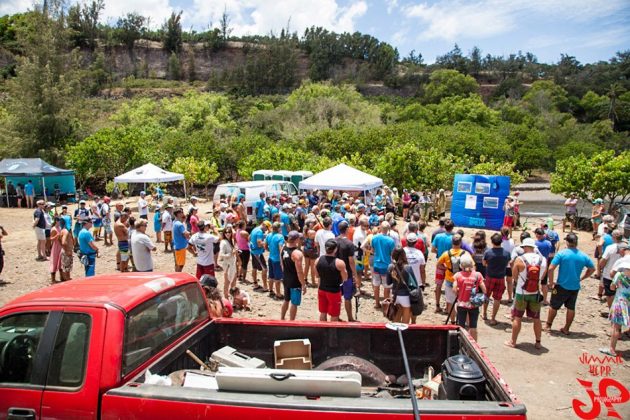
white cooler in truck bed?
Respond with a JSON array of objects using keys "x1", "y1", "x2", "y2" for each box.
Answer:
[{"x1": 215, "y1": 367, "x2": 362, "y2": 397}]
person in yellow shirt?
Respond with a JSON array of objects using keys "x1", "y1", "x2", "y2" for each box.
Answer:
[{"x1": 437, "y1": 234, "x2": 470, "y2": 323}]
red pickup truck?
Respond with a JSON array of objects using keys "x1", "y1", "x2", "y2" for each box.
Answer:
[{"x1": 0, "y1": 273, "x2": 526, "y2": 419}]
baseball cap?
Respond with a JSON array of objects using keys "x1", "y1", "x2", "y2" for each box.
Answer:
[
  {"x1": 191, "y1": 196, "x2": 199, "y2": 201},
  {"x1": 165, "y1": 204, "x2": 174, "y2": 209},
  {"x1": 103, "y1": 196, "x2": 111, "y2": 203},
  {"x1": 282, "y1": 203, "x2": 289, "y2": 210},
  {"x1": 565, "y1": 233, "x2": 578, "y2": 244},
  {"x1": 522, "y1": 238, "x2": 536, "y2": 248},
  {"x1": 406, "y1": 232, "x2": 418, "y2": 243},
  {"x1": 79, "y1": 200, "x2": 86, "y2": 204},
  {"x1": 262, "y1": 221, "x2": 272, "y2": 229},
  {"x1": 61, "y1": 204, "x2": 68, "y2": 209},
  {"x1": 155, "y1": 204, "x2": 162, "y2": 209},
  {"x1": 200, "y1": 274, "x2": 218, "y2": 289},
  {"x1": 288, "y1": 230, "x2": 301, "y2": 241},
  {"x1": 616, "y1": 260, "x2": 630, "y2": 271},
  {"x1": 324, "y1": 238, "x2": 338, "y2": 252},
  {"x1": 140, "y1": 191, "x2": 146, "y2": 196}
]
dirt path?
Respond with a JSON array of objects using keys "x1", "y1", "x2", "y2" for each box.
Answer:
[{"x1": 0, "y1": 203, "x2": 628, "y2": 418}]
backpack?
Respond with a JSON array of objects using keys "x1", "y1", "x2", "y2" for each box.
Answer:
[
  {"x1": 522, "y1": 256, "x2": 542, "y2": 293},
  {"x1": 448, "y1": 250, "x2": 462, "y2": 275}
]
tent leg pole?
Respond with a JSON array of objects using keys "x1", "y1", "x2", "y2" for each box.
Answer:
[
  {"x1": 42, "y1": 177, "x2": 47, "y2": 202},
  {"x1": 183, "y1": 181, "x2": 187, "y2": 201},
  {"x1": 5, "y1": 177, "x2": 9, "y2": 208}
]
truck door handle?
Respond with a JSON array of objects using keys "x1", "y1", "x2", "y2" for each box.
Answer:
[{"x1": 8, "y1": 408, "x2": 36, "y2": 420}]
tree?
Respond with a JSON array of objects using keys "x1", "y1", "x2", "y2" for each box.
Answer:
[
  {"x1": 522, "y1": 80, "x2": 569, "y2": 113},
  {"x1": 171, "y1": 157, "x2": 220, "y2": 197},
  {"x1": 219, "y1": 8, "x2": 232, "y2": 42},
  {"x1": 551, "y1": 151, "x2": 630, "y2": 210},
  {"x1": 167, "y1": 53, "x2": 181, "y2": 80},
  {"x1": 162, "y1": 11, "x2": 183, "y2": 54},
  {"x1": 469, "y1": 159, "x2": 526, "y2": 185},
  {"x1": 67, "y1": 0, "x2": 104, "y2": 49},
  {"x1": 436, "y1": 44, "x2": 468, "y2": 74},
  {"x1": 5, "y1": 4, "x2": 83, "y2": 163},
  {"x1": 375, "y1": 145, "x2": 465, "y2": 191},
  {"x1": 423, "y1": 69, "x2": 478, "y2": 104},
  {"x1": 115, "y1": 13, "x2": 146, "y2": 50}
]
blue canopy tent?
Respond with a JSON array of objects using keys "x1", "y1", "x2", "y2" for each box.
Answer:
[{"x1": 0, "y1": 158, "x2": 76, "y2": 207}]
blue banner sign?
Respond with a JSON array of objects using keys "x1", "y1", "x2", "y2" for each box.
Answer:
[{"x1": 450, "y1": 174, "x2": 511, "y2": 231}]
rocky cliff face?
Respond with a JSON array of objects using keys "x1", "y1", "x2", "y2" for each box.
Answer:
[{"x1": 98, "y1": 40, "x2": 312, "y2": 81}]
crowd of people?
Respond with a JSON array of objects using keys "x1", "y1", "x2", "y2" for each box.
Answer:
[{"x1": 4, "y1": 186, "x2": 627, "y2": 358}]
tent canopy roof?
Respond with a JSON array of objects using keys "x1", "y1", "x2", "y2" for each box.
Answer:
[
  {"x1": 114, "y1": 163, "x2": 184, "y2": 183},
  {"x1": 114, "y1": 163, "x2": 184, "y2": 184},
  {"x1": 298, "y1": 164, "x2": 382, "y2": 191},
  {"x1": 0, "y1": 158, "x2": 74, "y2": 177}
]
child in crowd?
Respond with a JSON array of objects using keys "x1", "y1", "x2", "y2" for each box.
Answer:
[
  {"x1": 230, "y1": 286, "x2": 252, "y2": 311},
  {"x1": 153, "y1": 205, "x2": 163, "y2": 243},
  {"x1": 600, "y1": 261, "x2": 630, "y2": 356}
]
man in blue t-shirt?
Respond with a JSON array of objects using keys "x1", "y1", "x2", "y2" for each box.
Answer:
[
  {"x1": 78, "y1": 219, "x2": 99, "y2": 277},
  {"x1": 265, "y1": 222, "x2": 285, "y2": 299},
  {"x1": 172, "y1": 208, "x2": 190, "y2": 272},
  {"x1": 432, "y1": 219, "x2": 455, "y2": 258},
  {"x1": 24, "y1": 180, "x2": 35, "y2": 208},
  {"x1": 544, "y1": 233, "x2": 595, "y2": 335},
  {"x1": 279, "y1": 205, "x2": 291, "y2": 238},
  {"x1": 534, "y1": 228, "x2": 554, "y2": 304},
  {"x1": 371, "y1": 221, "x2": 396, "y2": 308},
  {"x1": 255, "y1": 192, "x2": 266, "y2": 223},
  {"x1": 250, "y1": 220, "x2": 271, "y2": 291}
]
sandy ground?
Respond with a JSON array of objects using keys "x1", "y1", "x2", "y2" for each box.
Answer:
[{"x1": 1, "y1": 201, "x2": 629, "y2": 418}]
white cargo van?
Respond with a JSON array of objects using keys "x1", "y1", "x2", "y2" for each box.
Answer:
[{"x1": 213, "y1": 181, "x2": 299, "y2": 223}]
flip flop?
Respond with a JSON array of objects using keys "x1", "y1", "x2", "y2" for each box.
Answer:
[
  {"x1": 504, "y1": 340, "x2": 517, "y2": 348},
  {"x1": 598, "y1": 347, "x2": 617, "y2": 356},
  {"x1": 560, "y1": 328, "x2": 571, "y2": 335}
]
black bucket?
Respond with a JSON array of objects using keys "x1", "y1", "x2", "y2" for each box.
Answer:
[{"x1": 440, "y1": 354, "x2": 486, "y2": 401}]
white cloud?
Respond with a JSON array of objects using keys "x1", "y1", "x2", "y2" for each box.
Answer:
[
  {"x1": 0, "y1": 0, "x2": 34, "y2": 16},
  {"x1": 386, "y1": 0, "x2": 398, "y2": 15},
  {"x1": 403, "y1": 0, "x2": 629, "y2": 42},
  {"x1": 100, "y1": 0, "x2": 174, "y2": 28},
  {"x1": 187, "y1": 0, "x2": 368, "y2": 36}
]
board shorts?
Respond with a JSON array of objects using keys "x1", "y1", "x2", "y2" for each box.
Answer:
[
  {"x1": 318, "y1": 289, "x2": 341, "y2": 317},
  {"x1": 34, "y1": 227, "x2": 46, "y2": 241},
  {"x1": 395, "y1": 295, "x2": 411, "y2": 308},
  {"x1": 45, "y1": 229, "x2": 51, "y2": 239},
  {"x1": 103, "y1": 220, "x2": 112, "y2": 234},
  {"x1": 303, "y1": 249, "x2": 318, "y2": 260},
  {"x1": 60, "y1": 249, "x2": 73, "y2": 273},
  {"x1": 268, "y1": 260, "x2": 283, "y2": 280},
  {"x1": 445, "y1": 282, "x2": 457, "y2": 304},
  {"x1": 118, "y1": 241, "x2": 129, "y2": 262},
  {"x1": 355, "y1": 261, "x2": 364, "y2": 272},
  {"x1": 164, "y1": 231, "x2": 173, "y2": 243},
  {"x1": 251, "y1": 253, "x2": 267, "y2": 271},
  {"x1": 565, "y1": 212, "x2": 576, "y2": 222},
  {"x1": 139, "y1": 214, "x2": 148, "y2": 220},
  {"x1": 512, "y1": 293, "x2": 541, "y2": 319},
  {"x1": 485, "y1": 277, "x2": 506, "y2": 300},
  {"x1": 435, "y1": 266, "x2": 446, "y2": 285},
  {"x1": 550, "y1": 284, "x2": 578, "y2": 311},
  {"x1": 457, "y1": 307, "x2": 480, "y2": 328},
  {"x1": 196, "y1": 264, "x2": 215, "y2": 280},
  {"x1": 174, "y1": 248, "x2": 186, "y2": 266},
  {"x1": 503, "y1": 216, "x2": 514, "y2": 228},
  {"x1": 284, "y1": 287, "x2": 302, "y2": 306},
  {"x1": 239, "y1": 249, "x2": 250, "y2": 270},
  {"x1": 592, "y1": 217, "x2": 602, "y2": 224},
  {"x1": 372, "y1": 266, "x2": 391, "y2": 287},
  {"x1": 603, "y1": 278, "x2": 615, "y2": 297},
  {"x1": 342, "y1": 277, "x2": 356, "y2": 300}
]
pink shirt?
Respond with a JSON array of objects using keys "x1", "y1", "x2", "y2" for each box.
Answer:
[
  {"x1": 236, "y1": 228, "x2": 249, "y2": 250},
  {"x1": 190, "y1": 215, "x2": 200, "y2": 234}
]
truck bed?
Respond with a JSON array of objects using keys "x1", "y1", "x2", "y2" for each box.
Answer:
[{"x1": 102, "y1": 319, "x2": 526, "y2": 418}]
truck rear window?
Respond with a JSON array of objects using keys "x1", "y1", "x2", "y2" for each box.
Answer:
[{"x1": 123, "y1": 284, "x2": 208, "y2": 375}]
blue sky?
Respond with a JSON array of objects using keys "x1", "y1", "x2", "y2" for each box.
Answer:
[{"x1": 2, "y1": 0, "x2": 629, "y2": 64}]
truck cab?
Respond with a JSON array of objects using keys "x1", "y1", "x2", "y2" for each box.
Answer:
[{"x1": 0, "y1": 273, "x2": 208, "y2": 420}]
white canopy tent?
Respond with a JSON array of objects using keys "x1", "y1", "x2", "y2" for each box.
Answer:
[
  {"x1": 298, "y1": 164, "x2": 383, "y2": 200},
  {"x1": 114, "y1": 163, "x2": 187, "y2": 198}
]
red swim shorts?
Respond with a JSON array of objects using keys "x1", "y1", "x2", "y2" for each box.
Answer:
[
  {"x1": 484, "y1": 277, "x2": 506, "y2": 300},
  {"x1": 318, "y1": 289, "x2": 341, "y2": 317}
]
